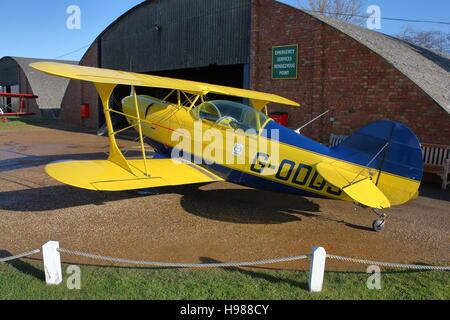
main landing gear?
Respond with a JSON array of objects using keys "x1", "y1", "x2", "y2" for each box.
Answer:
[{"x1": 353, "y1": 203, "x2": 387, "y2": 232}]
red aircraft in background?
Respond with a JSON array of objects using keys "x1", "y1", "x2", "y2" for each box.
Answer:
[{"x1": 0, "y1": 92, "x2": 37, "y2": 121}]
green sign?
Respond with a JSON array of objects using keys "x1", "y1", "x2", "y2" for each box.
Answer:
[{"x1": 272, "y1": 44, "x2": 298, "y2": 79}]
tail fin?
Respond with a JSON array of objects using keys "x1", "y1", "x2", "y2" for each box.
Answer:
[{"x1": 331, "y1": 120, "x2": 423, "y2": 205}]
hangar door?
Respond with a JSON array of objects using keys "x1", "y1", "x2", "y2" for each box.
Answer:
[{"x1": 99, "y1": 64, "x2": 249, "y2": 133}]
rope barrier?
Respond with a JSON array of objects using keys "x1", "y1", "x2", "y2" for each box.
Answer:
[
  {"x1": 56, "y1": 248, "x2": 449, "y2": 271},
  {"x1": 56, "y1": 248, "x2": 450, "y2": 271},
  {"x1": 1, "y1": 247, "x2": 448, "y2": 271},
  {"x1": 57, "y1": 248, "x2": 310, "y2": 268},
  {"x1": 0, "y1": 249, "x2": 41, "y2": 263},
  {"x1": 326, "y1": 254, "x2": 450, "y2": 271}
]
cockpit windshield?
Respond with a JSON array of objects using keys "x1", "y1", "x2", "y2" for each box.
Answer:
[{"x1": 191, "y1": 100, "x2": 270, "y2": 132}]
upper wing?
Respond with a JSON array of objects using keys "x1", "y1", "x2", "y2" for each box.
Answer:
[
  {"x1": 316, "y1": 162, "x2": 391, "y2": 209},
  {"x1": 30, "y1": 62, "x2": 300, "y2": 109},
  {"x1": 46, "y1": 158, "x2": 224, "y2": 191}
]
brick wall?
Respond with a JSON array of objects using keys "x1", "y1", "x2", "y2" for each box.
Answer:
[
  {"x1": 250, "y1": 0, "x2": 450, "y2": 145},
  {"x1": 60, "y1": 42, "x2": 99, "y2": 129}
]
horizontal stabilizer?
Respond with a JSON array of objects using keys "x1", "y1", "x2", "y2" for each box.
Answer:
[
  {"x1": 46, "y1": 159, "x2": 223, "y2": 191},
  {"x1": 316, "y1": 162, "x2": 359, "y2": 189},
  {"x1": 342, "y1": 178, "x2": 391, "y2": 209},
  {"x1": 316, "y1": 162, "x2": 390, "y2": 209}
]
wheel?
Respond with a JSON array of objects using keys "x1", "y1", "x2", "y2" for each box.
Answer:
[{"x1": 372, "y1": 220, "x2": 385, "y2": 232}]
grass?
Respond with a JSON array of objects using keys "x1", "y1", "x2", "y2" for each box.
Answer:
[
  {"x1": 0, "y1": 117, "x2": 448, "y2": 300},
  {"x1": 0, "y1": 117, "x2": 57, "y2": 130},
  {"x1": 0, "y1": 260, "x2": 448, "y2": 300}
]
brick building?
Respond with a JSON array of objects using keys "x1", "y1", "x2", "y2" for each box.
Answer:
[
  {"x1": 21, "y1": 0, "x2": 450, "y2": 144},
  {"x1": 249, "y1": 0, "x2": 449, "y2": 144}
]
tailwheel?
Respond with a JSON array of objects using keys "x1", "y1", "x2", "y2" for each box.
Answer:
[
  {"x1": 372, "y1": 219, "x2": 385, "y2": 232},
  {"x1": 371, "y1": 208, "x2": 387, "y2": 232}
]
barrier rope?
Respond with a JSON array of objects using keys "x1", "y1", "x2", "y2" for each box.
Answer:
[
  {"x1": 0, "y1": 249, "x2": 41, "y2": 263},
  {"x1": 326, "y1": 254, "x2": 450, "y2": 271},
  {"x1": 57, "y1": 248, "x2": 450, "y2": 270},
  {"x1": 57, "y1": 248, "x2": 310, "y2": 268},
  {"x1": 1, "y1": 247, "x2": 448, "y2": 271}
]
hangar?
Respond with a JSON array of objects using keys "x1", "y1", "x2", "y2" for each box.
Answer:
[
  {"x1": 10, "y1": 0, "x2": 450, "y2": 145},
  {"x1": 0, "y1": 57, "x2": 76, "y2": 118}
]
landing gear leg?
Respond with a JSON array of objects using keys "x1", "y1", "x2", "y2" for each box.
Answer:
[
  {"x1": 353, "y1": 202, "x2": 368, "y2": 211},
  {"x1": 371, "y1": 208, "x2": 387, "y2": 232}
]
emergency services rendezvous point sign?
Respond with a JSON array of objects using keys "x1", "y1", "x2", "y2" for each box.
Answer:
[{"x1": 272, "y1": 44, "x2": 298, "y2": 79}]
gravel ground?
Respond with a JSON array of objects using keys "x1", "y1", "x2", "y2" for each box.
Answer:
[{"x1": 0, "y1": 125, "x2": 449, "y2": 271}]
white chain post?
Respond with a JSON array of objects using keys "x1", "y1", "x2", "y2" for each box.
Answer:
[
  {"x1": 308, "y1": 247, "x2": 327, "y2": 292},
  {"x1": 42, "y1": 241, "x2": 62, "y2": 285}
]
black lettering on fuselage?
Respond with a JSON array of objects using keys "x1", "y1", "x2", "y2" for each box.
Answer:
[
  {"x1": 308, "y1": 172, "x2": 326, "y2": 190},
  {"x1": 292, "y1": 164, "x2": 312, "y2": 186},
  {"x1": 275, "y1": 160, "x2": 296, "y2": 181},
  {"x1": 251, "y1": 153, "x2": 343, "y2": 197}
]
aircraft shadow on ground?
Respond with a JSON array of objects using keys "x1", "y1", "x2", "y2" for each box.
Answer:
[
  {"x1": 0, "y1": 183, "x2": 316, "y2": 225},
  {"x1": 0, "y1": 181, "x2": 371, "y2": 231},
  {"x1": 177, "y1": 187, "x2": 318, "y2": 225},
  {"x1": 177, "y1": 187, "x2": 372, "y2": 231},
  {"x1": 0, "y1": 185, "x2": 142, "y2": 211}
]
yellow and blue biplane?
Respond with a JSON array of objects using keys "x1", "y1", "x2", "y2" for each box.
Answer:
[{"x1": 31, "y1": 62, "x2": 423, "y2": 232}]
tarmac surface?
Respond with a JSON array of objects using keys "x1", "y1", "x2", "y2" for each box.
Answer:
[{"x1": 0, "y1": 124, "x2": 449, "y2": 271}]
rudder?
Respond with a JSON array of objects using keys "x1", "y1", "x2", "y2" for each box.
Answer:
[{"x1": 331, "y1": 120, "x2": 423, "y2": 205}]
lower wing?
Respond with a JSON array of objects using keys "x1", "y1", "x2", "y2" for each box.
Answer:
[{"x1": 46, "y1": 158, "x2": 223, "y2": 191}]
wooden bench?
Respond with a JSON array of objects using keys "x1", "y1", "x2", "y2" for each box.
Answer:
[
  {"x1": 329, "y1": 134, "x2": 450, "y2": 190},
  {"x1": 422, "y1": 143, "x2": 450, "y2": 190}
]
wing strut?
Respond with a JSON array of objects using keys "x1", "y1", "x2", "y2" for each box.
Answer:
[
  {"x1": 132, "y1": 86, "x2": 150, "y2": 177},
  {"x1": 95, "y1": 83, "x2": 137, "y2": 176}
]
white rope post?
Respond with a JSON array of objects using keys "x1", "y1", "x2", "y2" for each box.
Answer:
[
  {"x1": 308, "y1": 247, "x2": 327, "y2": 292},
  {"x1": 42, "y1": 241, "x2": 62, "y2": 285}
]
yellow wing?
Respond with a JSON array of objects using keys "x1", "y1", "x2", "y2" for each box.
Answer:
[
  {"x1": 316, "y1": 162, "x2": 391, "y2": 209},
  {"x1": 30, "y1": 62, "x2": 300, "y2": 109},
  {"x1": 46, "y1": 159, "x2": 224, "y2": 191}
]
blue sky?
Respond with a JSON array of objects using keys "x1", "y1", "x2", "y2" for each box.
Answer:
[{"x1": 0, "y1": 0, "x2": 448, "y2": 61}]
